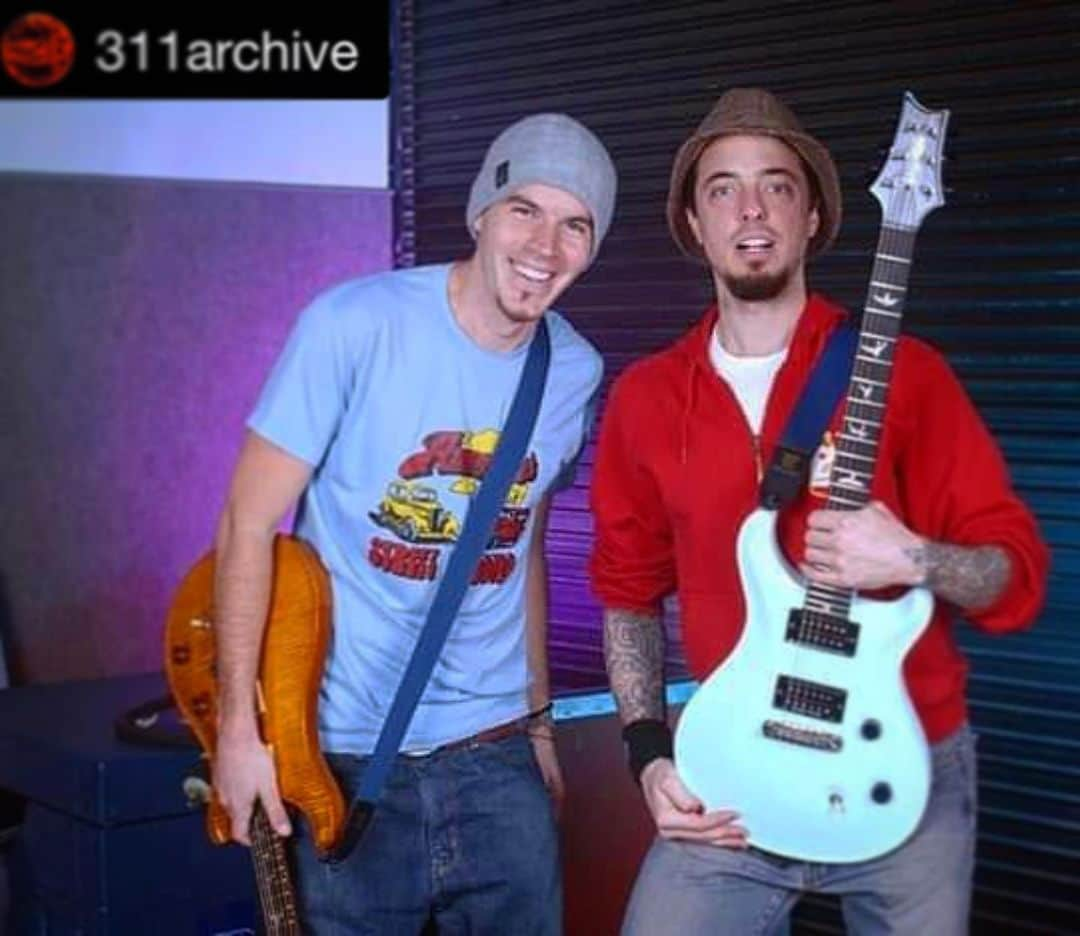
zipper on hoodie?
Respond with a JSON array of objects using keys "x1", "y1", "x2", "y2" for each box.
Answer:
[
  {"x1": 693, "y1": 294, "x2": 845, "y2": 496},
  {"x1": 700, "y1": 358, "x2": 767, "y2": 484}
]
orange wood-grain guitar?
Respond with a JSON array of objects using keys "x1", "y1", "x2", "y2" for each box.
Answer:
[{"x1": 165, "y1": 534, "x2": 346, "y2": 936}]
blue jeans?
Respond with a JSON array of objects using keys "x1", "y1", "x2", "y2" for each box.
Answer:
[
  {"x1": 291, "y1": 732, "x2": 561, "y2": 935},
  {"x1": 623, "y1": 725, "x2": 977, "y2": 936}
]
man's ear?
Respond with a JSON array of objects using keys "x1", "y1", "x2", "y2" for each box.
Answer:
[
  {"x1": 685, "y1": 206, "x2": 703, "y2": 246},
  {"x1": 806, "y1": 204, "x2": 820, "y2": 244}
]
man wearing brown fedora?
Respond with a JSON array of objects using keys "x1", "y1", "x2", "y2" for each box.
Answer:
[{"x1": 590, "y1": 88, "x2": 1047, "y2": 933}]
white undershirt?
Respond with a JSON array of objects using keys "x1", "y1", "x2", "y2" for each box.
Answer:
[{"x1": 709, "y1": 325, "x2": 788, "y2": 434}]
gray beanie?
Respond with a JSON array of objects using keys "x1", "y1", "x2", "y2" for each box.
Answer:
[{"x1": 466, "y1": 113, "x2": 617, "y2": 260}]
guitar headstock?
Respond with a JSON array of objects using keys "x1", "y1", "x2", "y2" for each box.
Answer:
[{"x1": 870, "y1": 92, "x2": 950, "y2": 231}]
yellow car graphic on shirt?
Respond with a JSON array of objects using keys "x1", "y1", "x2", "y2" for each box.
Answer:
[{"x1": 370, "y1": 481, "x2": 461, "y2": 543}]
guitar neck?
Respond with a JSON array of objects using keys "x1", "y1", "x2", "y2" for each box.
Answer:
[
  {"x1": 827, "y1": 224, "x2": 916, "y2": 513},
  {"x1": 250, "y1": 806, "x2": 301, "y2": 936},
  {"x1": 805, "y1": 225, "x2": 917, "y2": 620}
]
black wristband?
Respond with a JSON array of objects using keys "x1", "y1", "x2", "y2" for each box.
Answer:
[{"x1": 622, "y1": 719, "x2": 673, "y2": 784}]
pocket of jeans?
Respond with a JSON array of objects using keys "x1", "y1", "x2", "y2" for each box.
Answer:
[
  {"x1": 325, "y1": 750, "x2": 368, "y2": 787},
  {"x1": 305, "y1": 754, "x2": 377, "y2": 873},
  {"x1": 675, "y1": 837, "x2": 765, "y2": 878},
  {"x1": 930, "y1": 727, "x2": 978, "y2": 824},
  {"x1": 485, "y1": 732, "x2": 537, "y2": 771}
]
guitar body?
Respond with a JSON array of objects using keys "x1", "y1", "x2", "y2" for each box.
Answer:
[
  {"x1": 164, "y1": 534, "x2": 346, "y2": 855},
  {"x1": 675, "y1": 509, "x2": 933, "y2": 863}
]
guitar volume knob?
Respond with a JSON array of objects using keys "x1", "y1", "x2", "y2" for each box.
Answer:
[
  {"x1": 871, "y1": 782, "x2": 893, "y2": 805},
  {"x1": 861, "y1": 719, "x2": 882, "y2": 741}
]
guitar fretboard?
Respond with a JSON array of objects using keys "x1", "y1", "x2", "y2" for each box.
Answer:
[
  {"x1": 804, "y1": 225, "x2": 917, "y2": 621},
  {"x1": 251, "y1": 806, "x2": 301, "y2": 935}
]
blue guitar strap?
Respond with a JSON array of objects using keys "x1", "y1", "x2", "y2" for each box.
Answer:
[
  {"x1": 332, "y1": 318, "x2": 551, "y2": 858},
  {"x1": 760, "y1": 325, "x2": 857, "y2": 510}
]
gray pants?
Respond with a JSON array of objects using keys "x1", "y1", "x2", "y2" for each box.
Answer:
[{"x1": 623, "y1": 726, "x2": 977, "y2": 936}]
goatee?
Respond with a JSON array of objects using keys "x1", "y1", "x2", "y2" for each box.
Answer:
[{"x1": 723, "y1": 269, "x2": 791, "y2": 302}]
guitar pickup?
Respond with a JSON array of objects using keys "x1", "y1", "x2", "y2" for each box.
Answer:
[
  {"x1": 774, "y1": 675, "x2": 847, "y2": 723},
  {"x1": 762, "y1": 719, "x2": 843, "y2": 752},
  {"x1": 786, "y1": 609, "x2": 859, "y2": 657}
]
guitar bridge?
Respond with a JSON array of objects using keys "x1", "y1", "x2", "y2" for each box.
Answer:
[
  {"x1": 774, "y1": 675, "x2": 847, "y2": 723},
  {"x1": 786, "y1": 610, "x2": 858, "y2": 657},
  {"x1": 763, "y1": 719, "x2": 843, "y2": 752}
]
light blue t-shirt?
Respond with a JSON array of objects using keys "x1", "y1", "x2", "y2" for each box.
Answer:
[{"x1": 248, "y1": 263, "x2": 602, "y2": 754}]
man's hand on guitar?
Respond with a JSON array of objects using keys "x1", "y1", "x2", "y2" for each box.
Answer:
[
  {"x1": 640, "y1": 758, "x2": 748, "y2": 847},
  {"x1": 802, "y1": 500, "x2": 924, "y2": 590},
  {"x1": 214, "y1": 727, "x2": 292, "y2": 845}
]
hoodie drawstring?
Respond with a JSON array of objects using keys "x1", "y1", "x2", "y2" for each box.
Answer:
[{"x1": 681, "y1": 363, "x2": 697, "y2": 465}]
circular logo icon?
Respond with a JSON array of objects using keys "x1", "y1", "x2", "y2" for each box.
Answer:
[{"x1": 2, "y1": 12, "x2": 76, "y2": 89}]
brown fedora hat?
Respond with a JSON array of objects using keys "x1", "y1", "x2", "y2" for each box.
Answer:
[{"x1": 667, "y1": 87, "x2": 842, "y2": 260}]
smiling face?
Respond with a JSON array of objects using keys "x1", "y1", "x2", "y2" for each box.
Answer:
[
  {"x1": 470, "y1": 182, "x2": 594, "y2": 329},
  {"x1": 686, "y1": 134, "x2": 820, "y2": 303}
]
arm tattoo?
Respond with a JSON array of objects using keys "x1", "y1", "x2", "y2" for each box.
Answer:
[
  {"x1": 603, "y1": 608, "x2": 666, "y2": 724},
  {"x1": 904, "y1": 542, "x2": 1012, "y2": 611}
]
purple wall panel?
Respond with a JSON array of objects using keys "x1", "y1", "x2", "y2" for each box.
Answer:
[{"x1": 0, "y1": 174, "x2": 392, "y2": 684}]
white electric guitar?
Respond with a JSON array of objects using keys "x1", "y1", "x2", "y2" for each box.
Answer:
[{"x1": 674, "y1": 93, "x2": 950, "y2": 864}]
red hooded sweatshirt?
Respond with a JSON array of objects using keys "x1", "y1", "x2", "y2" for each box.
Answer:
[{"x1": 590, "y1": 293, "x2": 1048, "y2": 743}]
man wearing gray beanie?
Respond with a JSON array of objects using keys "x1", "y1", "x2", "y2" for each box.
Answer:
[
  {"x1": 467, "y1": 112, "x2": 617, "y2": 262},
  {"x1": 211, "y1": 113, "x2": 617, "y2": 933}
]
